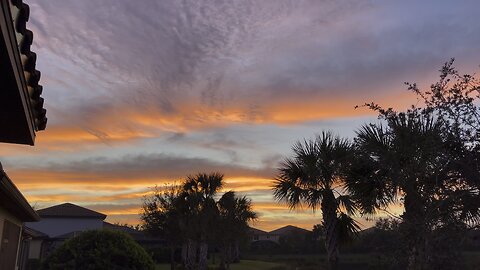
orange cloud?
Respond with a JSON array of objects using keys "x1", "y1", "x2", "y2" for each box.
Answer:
[
  {"x1": 0, "y1": 89, "x2": 417, "y2": 155},
  {"x1": 10, "y1": 164, "x2": 404, "y2": 232}
]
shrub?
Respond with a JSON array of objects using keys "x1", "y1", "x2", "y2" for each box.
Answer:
[
  {"x1": 26, "y1": 259, "x2": 41, "y2": 270},
  {"x1": 42, "y1": 229, "x2": 155, "y2": 270}
]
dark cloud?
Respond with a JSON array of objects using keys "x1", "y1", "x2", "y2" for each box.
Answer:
[
  {"x1": 261, "y1": 154, "x2": 284, "y2": 169},
  {"x1": 11, "y1": 153, "x2": 275, "y2": 183}
]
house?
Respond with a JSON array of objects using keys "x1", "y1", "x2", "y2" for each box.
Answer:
[
  {"x1": 0, "y1": 164, "x2": 39, "y2": 270},
  {"x1": 249, "y1": 227, "x2": 280, "y2": 243},
  {"x1": 25, "y1": 203, "x2": 107, "y2": 260},
  {"x1": 26, "y1": 203, "x2": 106, "y2": 238},
  {"x1": 250, "y1": 225, "x2": 311, "y2": 244},
  {"x1": 25, "y1": 203, "x2": 162, "y2": 261},
  {"x1": 1, "y1": 0, "x2": 47, "y2": 268},
  {"x1": 249, "y1": 225, "x2": 313, "y2": 252},
  {"x1": 269, "y1": 225, "x2": 311, "y2": 240}
]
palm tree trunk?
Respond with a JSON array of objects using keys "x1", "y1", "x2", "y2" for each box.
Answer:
[
  {"x1": 226, "y1": 244, "x2": 232, "y2": 269},
  {"x1": 231, "y1": 240, "x2": 240, "y2": 263},
  {"x1": 321, "y1": 190, "x2": 339, "y2": 270},
  {"x1": 198, "y1": 240, "x2": 208, "y2": 270},
  {"x1": 404, "y1": 191, "x2": 428, "y2": 270},
  {"x1": 170, "y1": 245, "x2": 176, "y2": 270},
  {"x1": 219, "y1": 243, "x2": 227, "y2": 270},
  {"x1": 182, "y1": 239, "x2": 197, "y2": 270},
  {"x1": 181, "y1": 242, "x2": 187, "y2": 268}
]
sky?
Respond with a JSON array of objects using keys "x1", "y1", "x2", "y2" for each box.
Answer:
[{"x1": 1, "y1": 0, "x2": 480, "y2": 231}]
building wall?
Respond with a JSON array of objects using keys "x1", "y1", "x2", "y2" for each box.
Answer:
[
  {"x1": 0, "y1": 207, "x2": 23, "y2": 270},
  {"x1": 27, "y1": 240, "x2": 43, "y2": 260},
  {"x1": 252, "y1": 234, "x2": 280, "y2": 243},
  {"x1": 25, "y1": 218, "x2": 103, "y2": 237}
]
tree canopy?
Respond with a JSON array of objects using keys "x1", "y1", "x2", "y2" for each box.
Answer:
[{"x1": 141, "y1": 172, "x2": 257, "y2": 270}]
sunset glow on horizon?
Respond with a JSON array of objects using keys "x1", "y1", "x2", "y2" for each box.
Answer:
[{"x1": 2, "y1": 0, "x2": 479, "y2": 231}]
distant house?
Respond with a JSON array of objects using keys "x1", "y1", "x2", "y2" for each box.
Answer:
[
  {"x1": 24, "y1": 203, "x2": 107, "y2": 260},
  {"x1": 26, "y1": 203, "x2": 106, "y2": 238},
  {"x1": 250, "y1": 225, "x2": 311, "y2": 244},
  {"x1": 25, "y1": 203, "x2": 162, "y2": 261},
  {"x1": 250, "y1": 225, "x2": 314, "y2": 253},
  {"x1": 249, "y1": 227, "x2": 280, "y2": 243},
  {"x1": 269, "y1": 225, "x2": 311, "y2": 240}
]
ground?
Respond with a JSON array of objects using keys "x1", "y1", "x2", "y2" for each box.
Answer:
[
  {"x1": 156, "y1": 260, "x2": 284, "y2": 270},
  {"x1": 156, "y1": 252, "x2": 480, "y2": 270}
]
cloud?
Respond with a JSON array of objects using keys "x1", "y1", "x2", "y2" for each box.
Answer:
[
  {"x1": 7, "y1": 153, "x2": 276, "y2": 185},
  {"x1": 27, "y1": 0, "x2": 480, "y2": 142}
]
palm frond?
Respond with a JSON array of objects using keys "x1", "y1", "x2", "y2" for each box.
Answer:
[
  {"x1": 336, "y1": 195, "x2": 358, "y2": 216},
  {"x1": 272, "y1": 175, "x2": 306, "y2": 209},
  {"x1": 336, "y1": 213, "x2": 361, "y2": 245}
]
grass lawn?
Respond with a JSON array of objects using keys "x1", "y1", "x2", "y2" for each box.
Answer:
[
  {"x1": 156, "y1": 251, "x2": 480, "y2": 270},
  {"x1": 228, "y1": 260, "x2": 285, "y2": 270},
  {"x1": 156, "y1": 260, "x2": 286, "y2": 270}
]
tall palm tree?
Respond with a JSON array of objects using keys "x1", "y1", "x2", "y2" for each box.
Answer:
[
  {"x1": 181, "y1": 172, "x2": 224, "y2": 270},
  {"x1": 346, "y1": 113, "x2": 480, "y2": 269},
  {"x1": 217, "y1": 191, "x2": 257, "y2": 270},
  {"x1": 273, "y1": 131, "x2": 359, "y2": 270}
]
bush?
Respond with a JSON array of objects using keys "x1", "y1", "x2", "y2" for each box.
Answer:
[
  {"x1": 42, "y1": 229, "x2": 155, "y2": 270},
  {"x1": 26, "y1": 259, "x2": 41, "y2": 270},
  {"x1": 146, "y1": 246, "x2": 180, "y2": 263}
]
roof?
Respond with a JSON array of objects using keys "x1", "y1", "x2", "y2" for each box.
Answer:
[
  {"x1": 103, "y1": 222, "x2": 139, "y2": 234},
  {"x1": 269, "y1": 225, "x2": 311, "y2": 235},
  {"x1": 51, "y1": 231, "x2": 81, "y2": 240},
  {"x1": 249, "y1": 227, "x2": 268, "y2": 235},
  {"x1": 0, "y1": 163, "x2": 39, "y2": 222},
  {"x1": 37, "y1": 203, "x2": 107, "y2": 220},
  {"x1": 23, "y1": 226, "x2": 48, "y2": 239},
  {"x1": 103, "y1": 222, "x2": 159, "y2": 242},
  {"x1": 0, "y1": 0, "x2": 47, "y2": 145}
]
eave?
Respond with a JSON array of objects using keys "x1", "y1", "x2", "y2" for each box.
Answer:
[
  {"x1": 0, "y1": 0, "x2": 47, "y2": 145},
  {"x1": 0, "y1": 163, "x2": 40, "y2": 222}
]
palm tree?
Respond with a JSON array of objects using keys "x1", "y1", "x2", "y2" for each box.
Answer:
[
  {"x1": 273, "y1": 131, "x2": 360, "y2": 270},
  {"x1": 217, "y1": 191, "x2": 257, "y2": 269},
  {"x1": 180, "y1": 172, "x2": 224, "y2": 270},
  {"x1": 346, "y1": 112, "x2": 480, "y2": 269}
]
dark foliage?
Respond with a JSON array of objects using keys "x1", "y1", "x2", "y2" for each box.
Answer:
[
  {"x1": 217, "y1": 191, "x2": 257, "y2": 269},
  {"x1": 348, "y1": 59, "x2": 480, "y2": 270},
  {"x1": 41, "y1": 230, "x2": 155, "y2": 270},
  {"x1": 141, "y1": 173, "x2": 257, "y2": 270}
]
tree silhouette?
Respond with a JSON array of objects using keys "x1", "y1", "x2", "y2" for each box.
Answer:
[
  {"x1": 217, "y1": 191, "x2": 257, "y2": 270},
  {"x1": 348, "y1": 60, "x2": 480, "y2": 269},
  {"x1": 180, "y1": 172, "x2": 224, "y2": 270},
  {"x1": 141, "y1": 184, "x2": 183, "y2": 270},
  {"x1": 273, "y1": 131, "x2": 360, "y2": 270}
]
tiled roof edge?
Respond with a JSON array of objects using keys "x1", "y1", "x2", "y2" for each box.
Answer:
[{"x1": 11, "y1": 0, "x2": 47, "y2": 131}]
